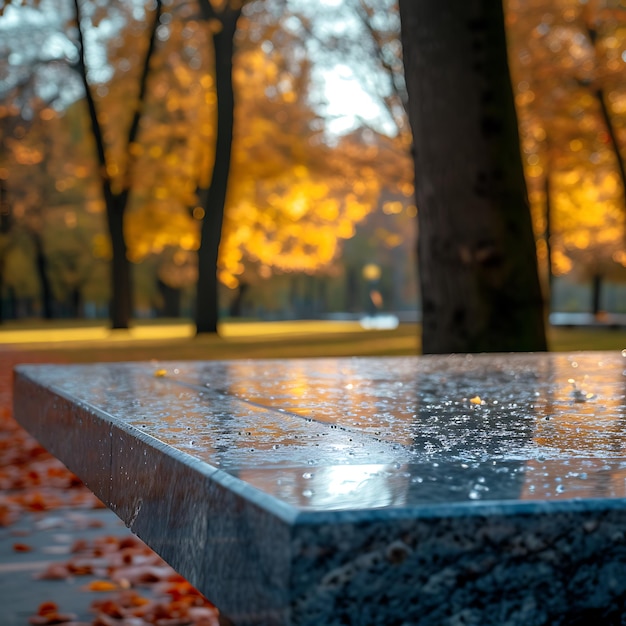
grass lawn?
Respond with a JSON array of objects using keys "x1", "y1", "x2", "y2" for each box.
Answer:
[{"x1": 0, "y1": 319, "x2": 625, "y2": 362}]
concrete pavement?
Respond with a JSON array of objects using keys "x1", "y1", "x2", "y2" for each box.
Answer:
[{"x1": 0, "y1": 509, "x2": 131, "y2": 626}]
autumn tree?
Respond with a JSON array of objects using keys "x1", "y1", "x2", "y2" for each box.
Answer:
[
  {"x1": 507, "y1": 0, "x2": 626, "y2": 314},
  {"x1": 71, "y1": 0, "x2": 163, "y2": 329},
  {"x1": 399, "y1": 1, "x2": 546, "y2": 353},
  {"x1": 217, "y1": 11, "x2": 411, "y2": 296},
  {"x1": 1, "y1": 0, "x2": 413, "y2": 328},
  {"x1": 0, "y1": 3, "x2": 90, "y2": 320},
  {"x1": 172, "y1": 0, "x2": 391, "y2": 331}
]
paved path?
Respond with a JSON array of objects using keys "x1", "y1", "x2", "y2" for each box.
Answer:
[{"x1": 0, "y1": 509, "x2": 131, "y2": 626}]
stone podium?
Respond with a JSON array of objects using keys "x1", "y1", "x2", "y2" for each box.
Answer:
[{"x1": 12, "y1": 352, "x2": 626, "y2": 625}]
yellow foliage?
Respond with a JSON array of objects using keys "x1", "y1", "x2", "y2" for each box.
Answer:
[
  {"x1": 65, "y1": 2, "x2": 413, "y2": 289},
  {"x1": 92, "y1": 233, "x2": 112, "y2": 260}
]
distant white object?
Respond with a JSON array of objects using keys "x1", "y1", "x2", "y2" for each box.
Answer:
[{"x1": 359, "y1": 314, "x2": 399, "y2": 330}]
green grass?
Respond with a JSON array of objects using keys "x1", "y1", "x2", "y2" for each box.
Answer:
[
  {"x1": 547, "y1": 326, "x2": 626, "y2": 352},
  {"x1": 1, "y1": 320, "x2": 625, "y2": 363},
  {"x1": 12, "y1": 326, "x2": 418, "y2": 362}
]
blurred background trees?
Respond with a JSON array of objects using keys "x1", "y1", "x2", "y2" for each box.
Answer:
[{"x1": 1, "y1": 0, "x2": 626, "y2": 339}]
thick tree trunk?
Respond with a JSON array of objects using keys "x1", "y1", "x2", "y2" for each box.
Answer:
[
  {"x1": 105, "y1": 190, "x2": 133, "y2": 329},
  {"x1": 195, "y1": 7, "x2": 241, "y2": 334},
  {"x1": 399, "y1": 1, "x2": 546, "y2": 353}
]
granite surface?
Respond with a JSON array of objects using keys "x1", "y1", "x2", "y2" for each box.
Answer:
[{"x1": 12, "y1": 352, "x2": 626, "y2": 625}]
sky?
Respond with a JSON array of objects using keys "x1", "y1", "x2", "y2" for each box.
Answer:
[{"x1": 319, "y1": 63, "x2": 393, "y2": 135}]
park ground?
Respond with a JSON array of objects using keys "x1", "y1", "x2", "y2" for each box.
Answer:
[{"x1": 1, "y1": 319, "x2": 625, "y2": 625}]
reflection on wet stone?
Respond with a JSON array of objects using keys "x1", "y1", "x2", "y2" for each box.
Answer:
[{"x1": 12, "y1": 352, "x2": 626, "y2": 625}]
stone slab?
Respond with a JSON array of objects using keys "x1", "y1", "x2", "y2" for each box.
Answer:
[{"x1": 12, "y1": 352, "x2": 626, "y2": 625}]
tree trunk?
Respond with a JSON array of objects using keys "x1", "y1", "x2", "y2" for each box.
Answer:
[
  {"x1": 105, "y1": 190, "x2": 133, "y2": 328},
  {"x1": 195, "y1": 7, "x2": 241, "y2": 334},
  {"x1": 595, "y1": 88, "x2": 626, "y2": 214},
  {"x1": 228, "y1": 281, "x2": 249, "y2": 317},
  {"x1": 6, "y1": 287, "x2": 15, "y2": 320},
  {"x1": 0, "y1": 179, "x2": 12, "y2": 324},
  {"x1": 32, "y1": 232, "x2": 54, "y2": 319},
  {"x1": 346, "y1": 267, "x2": 359, "y2": 313},
  {"x1": 544, "y1": 164, "x2": 553, "y2": 309},
  {"x1": 399, "y1": 1, "x2": 546, "y2": 353},
  {"x1": 157, "y1": 279, "x2": 181, "y2": 318},
  {"x1": 70, "y1": 287, "x2": 82, "y2": 318},
  {"x1": 581, "y1": 16, "x2": 626, "y2": 218}
]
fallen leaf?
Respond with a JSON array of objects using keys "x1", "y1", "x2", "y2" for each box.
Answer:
[
  {"x1": 36, "y1": 563, "x2": 70, "y2": 580},
  {"x1": 28, "y1": 601, "x2": 78, "y2": 625},
  {"x1": 83, "y1": 580, "x2": 118, "y2": 592}
]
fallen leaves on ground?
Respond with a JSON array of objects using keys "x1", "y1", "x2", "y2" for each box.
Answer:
[
  {"x1": 0, "y1": 353, "x2": 103, "y2": 526},
  {"x1": 29, "y1": 601, "x2": 78, "y2": 625},
  {"x1": 34, "y1": 534, "x2": 219, "y2": 625},
  {"x1": 0, "y1": 350, "x2": 220, "y2": 626}
]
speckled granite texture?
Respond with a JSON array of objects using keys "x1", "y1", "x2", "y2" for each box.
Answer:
[{"x1": 12, "y1": 352, "x2": 626, "y2": 625}]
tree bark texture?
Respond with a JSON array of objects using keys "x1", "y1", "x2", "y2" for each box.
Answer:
[
  {"x1": 195, "y1": 6, "x2": 241, "y2": 334},
  {"x1": 399, "y1": 0, "x2": 547, "y2": 353}
]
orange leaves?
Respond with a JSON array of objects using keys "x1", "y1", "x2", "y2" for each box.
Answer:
[
  {"x1": 36, "y1": 555, "x2": 94, "y2": 580},
  {"x1": 0, "y1": 502, "x2": 18, "y2": 527},
  {"x1": 83, "y1": 580, "x2": 119, "y2": 592},
  {"x1": 507, "y1": 1, "x2": 626, "y2": 282},
  {"x1": 0, "y1": 352, "x2": 103, "y2": 526},
  {"x1": 30, "y1": 534, "x2": 220, "y2": 626},
  {"x1": 29, "y1": 602, "x2": 77, "y2": 625}
]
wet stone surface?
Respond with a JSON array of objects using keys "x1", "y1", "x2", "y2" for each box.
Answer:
[{"x1": 12, "y1": 352, "x2": 626, "y2": 625}]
